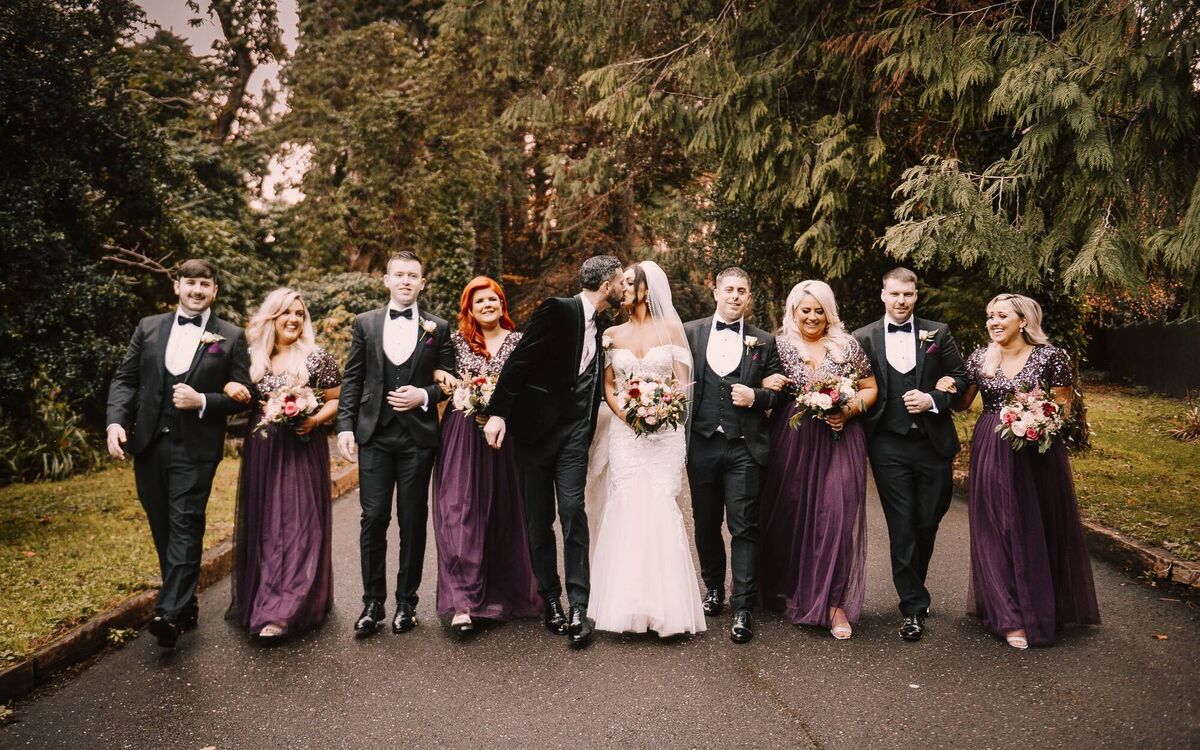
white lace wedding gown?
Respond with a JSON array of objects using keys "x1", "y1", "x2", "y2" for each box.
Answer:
[{"x1": 589, "y1": 346, "x2": 707, "y2": 637}]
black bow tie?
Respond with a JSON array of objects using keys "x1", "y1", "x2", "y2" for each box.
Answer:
[
  {"x1": 887, "y1": 321, "x2": 912, "y2": 334},
  {"x1": 178, "y1": 314, "x2": 202, "y2": 327},
  {"x1": 389, "y1": 308, "x2": 414, "y2": 320},
  {"x1": 716, "y1": 320, "x2": 741, "y2": 333}
]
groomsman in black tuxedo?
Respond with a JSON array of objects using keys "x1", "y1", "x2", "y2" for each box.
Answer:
[
  {"x1": 483, "y1": 255, "x2": 627, "y2": 649},
  {"x1": 684, "y1": 267, "x2": 782, "y2": 644},
  {"x1": 337, "y1": 251, "x2": 455, "y2": 637},
  {"x1": 106, "y1": 259, "x2": 252, "y2": 648},
  {"x1": 853, "y1": 267, "x2": 968, "y2": 642}
]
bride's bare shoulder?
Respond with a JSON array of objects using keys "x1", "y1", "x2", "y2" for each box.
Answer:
[{"x1": 605, "y1": 322, "x2": 633, "y2": 343}]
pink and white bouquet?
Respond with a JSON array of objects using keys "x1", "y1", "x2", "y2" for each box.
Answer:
[
  {"x1": 618, "y1": 373, "x2": 688, "y2": 437},
  {"x1": 788, "y1": 375, "x2": 857, "y2": 440},
  {"x1": 452, "y1": 374, "x2": 497, "y2": 417},
  {"x1": 995, "y1": 383, "x2": 1064, "y2": 453},
  {"x1": 255, "y1": 384, "x2": 322, "y2": 439}
]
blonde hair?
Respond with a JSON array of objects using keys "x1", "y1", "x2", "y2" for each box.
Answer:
[
  {"x1": 247, "y1": 288, "x2": 316, "y2": 382},
  {"x1": 779, "y1": 280, "x2": 855, "y2": 364},
  {"x1": 981, "y1": 293, "x2": 1051, "y2": 377}
]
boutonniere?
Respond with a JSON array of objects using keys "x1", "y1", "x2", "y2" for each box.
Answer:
[
  {"x1": 198, "y1": 331, "x2": 225, "y2": 346},
  {"x1": 421, "y1": 319, "x2": 437, "y2": 335},
  {"x1": 602, "y1": 335, "x2": 613, "y2": 352},
  {"x1": 744, "y1": 335, "x2": 761, "y2": 350},
  {"x1": 918, "y1": 329, "x2": 939, "y2": 354}
]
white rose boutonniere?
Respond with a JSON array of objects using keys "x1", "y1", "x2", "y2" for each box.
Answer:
[
  {"x1": 744, "y1": 335, "x2": 761, "y2": 350},
  {"x1": 421, "y1": 319, "x2": 438, "y2": 335},
  {"x1": 198, "y1": 332, "x2": 225, "y2": 346},
  {"x1": 918, "y1": 329, "x2": 936, "y2": 344}
]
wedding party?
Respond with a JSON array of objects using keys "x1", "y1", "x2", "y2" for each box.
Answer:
[{"x1": 2, "y1": 0, "x2": 1198, "y2": 748}]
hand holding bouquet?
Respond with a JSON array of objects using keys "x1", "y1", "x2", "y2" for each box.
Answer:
[
  {"x1": 256, "y1": 384, "x2": 322, "y2": 440},
  {"x1": 452, "y1": 374, "x2": 497, "y2": 419},
  {"x1": 788, "y1": 375, "x2": 857, "y2": 441},
  {"x1": 995, "y1": 383, "x2": 1064, "y2": 453},
  {"x1": 618, "y1": 373, "x2": 688, "y2": 437}
]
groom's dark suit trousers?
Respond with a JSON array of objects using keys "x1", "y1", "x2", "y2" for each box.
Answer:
[{"x1": 134, "y1": 432, "x2": 218, "y2": 619}]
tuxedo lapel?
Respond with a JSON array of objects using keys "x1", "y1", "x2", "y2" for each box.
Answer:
[
  {"x1": 370, "y1": 308, "x2": 387, "y2": 383},
  {"x1": 913, "y1": 316, "x2": 928, "y2": 385},
  {"x1": 149, "y1": 314, "x2": 173, "y2": 388},
  {"x1": 736, "y1": 324, "x2": 753, "y2": 384},
  {"x1": 693, "y1": 317, "x2": 713, "y2": 401},
  {"x1": 409, "y1": 312, "x2": 433, "y2": 377},
  {"x1": 183, "y1": 314, "x2": 219, "y2": 383},
  {"x1": 870, "y1": 320, "x2": 889, "y2": 395},
  {"x1": 571, "y1": 296, "x2": 585, "y2": 376}
]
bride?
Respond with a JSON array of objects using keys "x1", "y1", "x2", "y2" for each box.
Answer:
[{"x1": 588, "y1": 260, "x2": 707, "y2": 637}]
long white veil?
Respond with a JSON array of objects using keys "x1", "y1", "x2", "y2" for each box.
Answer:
[{"x1": 586, "y1": 260, "x2": 693, "y2": 547}]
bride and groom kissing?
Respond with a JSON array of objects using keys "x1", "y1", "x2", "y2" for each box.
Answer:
[{"x1": 482, "y1": 256, "x2": 782, "y2": 647}]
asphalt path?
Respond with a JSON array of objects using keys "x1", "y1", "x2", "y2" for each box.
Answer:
[{"x1": 3, "y1": 477, "x2": 1197, "y2": 749}]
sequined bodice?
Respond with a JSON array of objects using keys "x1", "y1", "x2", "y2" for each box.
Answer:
[
  {"x1": 451, "y1": 331, "x2": 521, "y2": 378},
  {"x1": 254, "y1": 347, "x2": 342, "y2": 397},
  {"x1": 776, "y1": 337, "x2": 873, "y2": 396},
  {"x1": 966, "y1": 345, "x2": 1073, "y2": 412}
]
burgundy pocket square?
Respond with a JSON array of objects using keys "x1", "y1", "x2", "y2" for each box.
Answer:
[
  {"x1": 925, "y1": 343, "x2": 940, "y2": 355},
  {"x1": 206, "y1": 343, "x2": 223, "y2": 355}
]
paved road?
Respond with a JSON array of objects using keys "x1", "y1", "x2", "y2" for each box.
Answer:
[{"x1": 3, "y1": 479, "x2": 1197, "y2": 749}]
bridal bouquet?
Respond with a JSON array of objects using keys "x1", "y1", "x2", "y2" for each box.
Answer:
[
  {"x1": 452, "y1": 374, "x2": 497, "y2": 417},
  {"x1": 256, "y1": 384, "x2": 322, "y2": 440},
  {"x1": 618, "y1": 373, "x2": 688, "y2": 437},
  {"x1": 995, "y1": 383, "x2": 1064, "y2": 453},
  {"x1": 788, "y1": 375, "x2": 857, "y2": 441}
]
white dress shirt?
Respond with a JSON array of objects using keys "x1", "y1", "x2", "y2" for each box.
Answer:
[
  {"x1": 707, "y1": 315, "x2": 744, "y2": 377},
  {"x1": 384, "y1": 302, "x2": 419, "y2": 366},
  {"x1": 166, "y1": 307, "x2": 211, "y2": 375},
  {"x1": 883, "y1": 315, "x2": 936, "y2": 413},
  {"x1": 578, "y1": 294, "x2": 597, "y2": 375}
]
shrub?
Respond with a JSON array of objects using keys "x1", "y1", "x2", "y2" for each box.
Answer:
[
  {"x1": 0, "y1": 376, "x2": 104, "y2": 485},
  {"x1": 1167, "y1": 395, "x2": 1200, "y2": 443}
]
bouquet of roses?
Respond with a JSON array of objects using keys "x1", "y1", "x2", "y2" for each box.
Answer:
[
  {"x1": 788, "y1": 375, "x2": 857, "y2": 441},
  {"x1": 618, "y1": 372, "x2": 688, "y2": 437},
  {"x1": 255, "y1": 384, "x2": 322, "y2": 440},
  {"x1": 995, "y1": 382, "x2": 1064, "y2": 453},
  {"x1": 452, "y1": 374, "x2": 497, "y2": 417}
]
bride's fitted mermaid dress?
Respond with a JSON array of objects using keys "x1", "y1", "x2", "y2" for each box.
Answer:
[{"x1": 589, "y1": 346, "x2": 707, "y2": 637}]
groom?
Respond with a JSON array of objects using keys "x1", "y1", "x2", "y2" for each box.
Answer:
[
  {"x1": 685, "y1": 266, "x2": 782, "y2": 644},
  {"x1": 337, "y1": 251, "x2": 455, "y2": 637},
  {"x1": 853, "y1": 267, "x2": 968, "y2": 642},
  {"x1": 483, "y1": 255, "x2": 626, "y2": 649},
  {"x1": 106, "y1": 259, "x2": 251, "y2": 648}
]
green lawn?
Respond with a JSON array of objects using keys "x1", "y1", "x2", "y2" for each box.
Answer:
[
  {"x1": 955, "y1": 382, "x2": 1200, "y2": 562},
  {"x1": 0, "y1": 460, "x2": 240, "y2": 662}
]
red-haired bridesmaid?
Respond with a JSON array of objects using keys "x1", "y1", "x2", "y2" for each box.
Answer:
[{"x1": 432, "y1": 277, "x2": 541, "y2": 631}]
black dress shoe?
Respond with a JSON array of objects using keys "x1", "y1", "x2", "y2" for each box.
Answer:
[
  {"x1": 354, "y1": 601, "x2": 385, "y2": 637},
  {"x1": 566, "y1": 605, "x2": 593, "y2": 649},
  {"x1": 148, "y1": 616, "x2": 180, "y2": 649},
  {"x1": 899, "y1": 614, "x2": 924, "y2": 641},
  {"x1": 392, "y1": 602, "x2": 418, "y2": 634},
  {"x1": 180, "y1": 602, "x2": 199, "y2": 630},
  {"x1": 543, "y1": 599, "x2": 568, "y2": 635},
  {"x1": 702, "y1": 588, "x2": 724, "y2": 617},
  {"x1": 730, "y1": 610, "x2": 754, "y2": 644}
]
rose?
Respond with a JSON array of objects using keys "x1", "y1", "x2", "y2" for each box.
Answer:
[
  {"x1": 637, "y1": 406, "x2": 648, "y2": 417},
  {"x1": 744, "y1": 335, "x2": 760, "y2": 349},
  {"x1": 1042, "y1": 402, "x2": 1057, "y2": 417},
  {"x1": 644, "y1": 415, "x2": 658, "y2": 426},
  {"x1": 813, "y1": 393, "x2": 833, "y2": 411},
  {"x1": 421, "y1": 320, "x2": 437, "y2": 335},
  {"x1": 1025, "y1": 427, "x2": 1041, "y2": 441},
  {"x1": 1001, "y1": 409, "x2": 1018, "y2": 425},
  {"x1": 283, "y1": 399, "x2": 300, "y2": 418}
]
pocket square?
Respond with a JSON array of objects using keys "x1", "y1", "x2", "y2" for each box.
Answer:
[
  {"x1": 206, "y1": 343, "x2": 223, "y2": 355},
  {"x1": 925, "y1": 343, "x2": 940, "y2": 355}
]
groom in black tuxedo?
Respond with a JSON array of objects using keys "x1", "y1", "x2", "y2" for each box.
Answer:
[
  {"x1": 483, "y1": 255, "x2": 627, "y2": 649},
  {"x1": 685, "y1": 266, "x2": 782, "y2": 644},
  {"x1": 106, "y1": 259, "x2": 252, "y2": 648},
  {"x1": 853, "y1": 267, "x2": 968, "y2": 642},
  {"x1": 337, "y1": 251, "x2": 455, "y2": 637}
]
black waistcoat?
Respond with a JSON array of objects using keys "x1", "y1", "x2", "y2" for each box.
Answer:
[
  {"x1": 156, "y1": 369, "x2": 187, "y2": 435},
  {"x1": 879, "y1": 360, "x2": 919, "y2": 436},
  {"x1": 565, "y1": 353, "x2": 600, "y2": 422},
  {"x1": 379, "y1": 353, "x2": 417, "y2": 428},
  {"x1": 693, "y1": 361, "x2": 742, "y2": 439}
]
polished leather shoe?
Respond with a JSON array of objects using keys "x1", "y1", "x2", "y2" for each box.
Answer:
[
  {"x1": 702, "y1": 588, "x2": 724, "y2": 617},
  {"x1": 148, "y1": 616, "x2": 181, "y2": 649},
  {"x1": 899, "y1": 614, "x2": 925, "y2": 641},
  {"x1": 179, "y1": 602, "x2": 199, "y2": 630},
  {"x1": 543, "y1": 599, "x2": 568, "y2": 635},
  {"x1": 730, "y1": 610, "x2": 754, "y2": 644},
  {"x1": 353, "y1": 601, "x2": 385, "y2": 637},
  {"x1": 566, "y1": 605, "x2": 593, "y2": 649},
  {"x1": 392, "y1": 602, "x2": 418, "y2": 634}
]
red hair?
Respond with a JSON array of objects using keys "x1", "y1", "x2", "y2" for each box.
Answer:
[{"x1": 458, "y1": 276, "x2": 516, "y2": 356}]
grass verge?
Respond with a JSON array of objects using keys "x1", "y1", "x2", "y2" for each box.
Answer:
[{"x1": 955, "y1": 381, "x2": 1200, "y2": 562}]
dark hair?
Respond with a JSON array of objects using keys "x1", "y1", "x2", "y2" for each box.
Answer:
[
  {"x1": 715, "y1": 266, "x2": 751, "y2": 289},
  {"x1": 580, "y1": 255, "x2": 622, "y2": 291},
  {"x1": 626, "y1": 263, "x2": 648, "y2": 306},
  {"x1": 387, "y1": 250, "x2": 425, "y2": 274},
  {"x1": 882, "y1": 267, "x2": 918, "y2": 286},
  {"x1": 176, "y1": 259, "x2": 219, "y2": 285}
]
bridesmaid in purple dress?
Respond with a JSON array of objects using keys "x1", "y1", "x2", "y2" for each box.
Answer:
[
  {"x1": 949, "y1": 293, "x2": 1099, "y2": 649},
  {"x1": 759, "y1": 281, "x2": 878, "y2": 639},
  {"x1": 224, "y1": 288, "x2": 341, "y2": 640},
  {"x1": 432, "y1": 276, "x2": 540, "y2": 632}
]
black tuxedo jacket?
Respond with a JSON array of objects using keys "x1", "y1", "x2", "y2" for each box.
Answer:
[
  {"x1": 684, "y1": 317, "x2": 782, "y2": 465},
  {"x1": 336, "y1": 306, "x2": 455, "y2": 448},
  {"x1": 106, "y1": 311, "x2": 252, "y2": 461},
  {"x1": 487, "y1": 296, "x2": 603, "y2": 444},
  {"x1": 852, "y1": 316, "x2": 969, "y2": 459}
]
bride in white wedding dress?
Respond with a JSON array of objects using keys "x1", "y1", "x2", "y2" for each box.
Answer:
[{"x1": 588, "y1": 260, "x2": 707, "y2": 637}]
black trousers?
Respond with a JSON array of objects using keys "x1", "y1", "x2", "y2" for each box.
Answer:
[
  {"x1": 686, "y1": 432, "x2": 762, "y2": 612},
  {"x1": 358, "y1": 420, "x2": 436, "y2": 606},
  {"x1": 516, "y1": 415, "x2": 592, "y2": 608},
  {"x1": 868, "y1": 429, "x2": 954, "y2": 616},
  {"x1": 133, "y1": 433, "x2": 218, "y2": 619}
]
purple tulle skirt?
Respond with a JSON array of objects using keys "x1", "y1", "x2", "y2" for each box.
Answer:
[
  {"x1": 227, "y1": 423, "x2": 333, "y2": 637},
  {"x1": 968, "y1": 412, "x2": 1100, "y2": 645},
  {"x1": 432, "y1": 410, "x2": 541, "y2": 621},
  {"x1": 759, "y1": 402, "x2": 868, "y2": 626}
]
